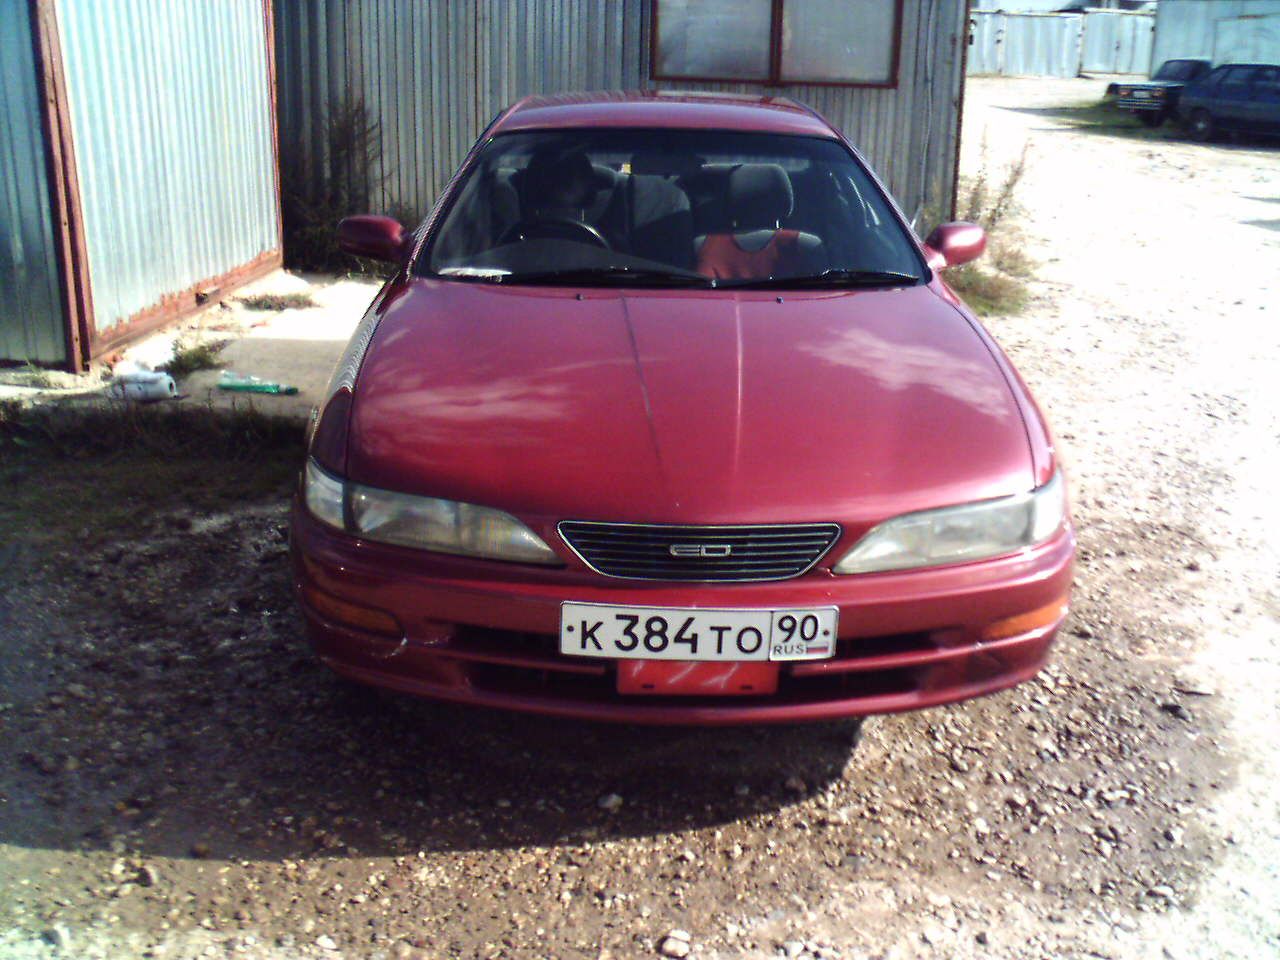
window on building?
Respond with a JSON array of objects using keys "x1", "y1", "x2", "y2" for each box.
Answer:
[{"x1": 653, "y1": 0, "x2": 902, "y2": 87}]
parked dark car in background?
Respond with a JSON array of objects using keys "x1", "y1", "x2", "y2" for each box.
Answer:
[
  {"x1": 1179, "y1": 63, "x2": 1280, "y2": 141},
  {"x1": 1108, "y1": 58, "x2": 1212, "y2": 127}
]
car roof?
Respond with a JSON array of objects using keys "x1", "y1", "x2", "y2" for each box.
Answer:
[{"x1": 493, "y1": 90, "x2": 838, "y2": 139}]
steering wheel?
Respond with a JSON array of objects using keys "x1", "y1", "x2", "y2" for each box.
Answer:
[{"x1": 498, "y1": 217, "x2": 610, "y2": 249}]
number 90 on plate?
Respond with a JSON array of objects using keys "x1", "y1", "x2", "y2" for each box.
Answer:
[{"x1": 559, "y1": 603, "x2": 838, "y2": 662}]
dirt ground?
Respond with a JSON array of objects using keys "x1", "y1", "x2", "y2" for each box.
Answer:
[{"x1": 1, "y1": 77, "x2": 1277, "y2": 960}]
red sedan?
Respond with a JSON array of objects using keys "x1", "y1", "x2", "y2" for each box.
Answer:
[{"x1": 291, "y1": 91, "x2": 1074, "y2": 725}]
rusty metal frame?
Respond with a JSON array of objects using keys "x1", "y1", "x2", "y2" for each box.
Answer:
[
  {"x1": 649, "y1": 0, "x2": 906, "y2": 89},
  {"x1": 26, "y1": 0, "x2": 285, "y2": 368},
  {"x1": 952, "y1": 0, "x2": 973, "y2": 221},
  {"x1": 262, "y1": 0, "x2": 285, "y2": 256},
  {"x1": 30, "y1": 0, "x2": 93, "y2": 371}
]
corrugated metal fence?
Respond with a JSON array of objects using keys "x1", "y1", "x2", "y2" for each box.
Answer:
[
  {"x1": 1153, "y1": 0, "x2": 1280, "y2": 66},
  {"x1": 0, "y1": 0, "x2": 66, "y2": 366},
  {"x1": 0, "y1": 0, "x2": 281, "y2": 369},
  {"x1": 1081, "y1": 11, "x2": 1155, "y2": 75},
  {"x1": 275, "y1": 0, "x2": 968, "y2": 233},
  {"x1": 56, "y1": 0, "x2": 282, "y2": 352},
  {"x1": 968, "y1": 9, "x2": 1154, "y2": 78}
]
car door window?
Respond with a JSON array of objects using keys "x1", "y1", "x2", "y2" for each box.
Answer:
[{"x1": 1251, "y1": 66, "x2": 1280, "y2": 98}]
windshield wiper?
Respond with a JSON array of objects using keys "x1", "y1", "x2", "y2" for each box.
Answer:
[
  {"x1": 497, "y1": 265, "x2": 713, "y2": 288},
  {"x1": 720, "y1": 269, "x2": 921, "y2": 290}
]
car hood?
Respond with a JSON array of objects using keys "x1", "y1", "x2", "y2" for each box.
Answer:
[{"x1": 346, "y1": 279, "x2": 1033, "y2": 533}]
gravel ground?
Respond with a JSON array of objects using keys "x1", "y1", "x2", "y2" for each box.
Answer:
[{"x1": 1, "y1": 77, "x2": 1277, "y2": 959}]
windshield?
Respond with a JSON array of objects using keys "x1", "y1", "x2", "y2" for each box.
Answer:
[
  {"x1": 421, "y1": 129, "x2": 925, "y2": 287},
  {"x1": 1153, "y1": 60, "x2": 1201, "y2": 81}
]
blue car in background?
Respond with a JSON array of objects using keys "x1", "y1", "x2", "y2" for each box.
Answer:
[{"x1": 1179, "y1": 63, "x2": 1280, "y2": 141}]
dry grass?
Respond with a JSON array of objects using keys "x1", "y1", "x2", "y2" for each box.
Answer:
[
  {"x1": 238, "y1": 292, "x2": 318, "y2": 312},
  {"x1": 159, "y1": 340, "x2": 226, "y2": 378},
  {"x1": 0, "y1": 403, "x2": 303, "y2": 549},
  {"x1": 949, "y1": 140, "x2": 1035, "y2": 316}
]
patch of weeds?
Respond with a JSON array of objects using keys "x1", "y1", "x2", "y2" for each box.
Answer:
[
  {"x1": 280, "y1": 97, "x2": 404, "y2": 277},
  {"x1": 945, "y1": 264, "x2": 1029, "y2": 316},
  {"x1": 950, "y1": 139, "x2": 1035, "y2": 316},
  {"x1": 238, "y1": 292, "x2": 318, "y2": 312},
  {"x1": 1050, "y1": 100, "x2": 1172, "y2": 139},
  {"x1": 159, "y1": 340, "x2": 226, "y2": 378},
  {"x1": 0, "y1": 401, "x2": 303, "y2": 460},
  {"x1": 0, "y1": 404, "x2": 305, "y2": 550}
]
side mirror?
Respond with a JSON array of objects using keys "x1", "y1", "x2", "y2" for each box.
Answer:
[
  {"x1": 337, "y1": 215, "x2": 409, "y2": 264},
  {"x1": 924, "y1": 221, "x2": 987, "y2": 270}
]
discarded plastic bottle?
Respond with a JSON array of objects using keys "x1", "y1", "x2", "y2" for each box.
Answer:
[
  {"x1": 217, "y1": 371, "x2": 299, "y2": 395},
  {"x1": 111, "y1": 369, "x2": 177, "y2": 402}
]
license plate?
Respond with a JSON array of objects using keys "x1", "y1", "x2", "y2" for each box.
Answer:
[
  {"x1": 559, "y1": 603, "x2": 838, "y2": 662},
  {"x1": 1133, "y1": 91, "x2": 1151, "y2": 99}
]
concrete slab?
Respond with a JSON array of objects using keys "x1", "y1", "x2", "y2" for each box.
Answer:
[{"x1": 1, "y1": 269, "x2": 382, "y2": 422}]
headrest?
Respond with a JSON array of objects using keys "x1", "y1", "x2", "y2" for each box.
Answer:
[
  {"x1": 630, "y1": 150, "x2": 702, "y2": 179},
  {"x1": 727, "y1": 163, "x2": 794, "y2": 229},
  {"x1": 523, "y1": 150, "x2": 597, "y2": 209}
]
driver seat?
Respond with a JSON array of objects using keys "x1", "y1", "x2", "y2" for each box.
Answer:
[{"x1": 695, "y1": 164, "x2": 826, "y2": 280}]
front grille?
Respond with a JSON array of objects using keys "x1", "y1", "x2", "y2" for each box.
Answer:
[{"x1": 557, "y1": 521, "x2": 842, "y2": 582}]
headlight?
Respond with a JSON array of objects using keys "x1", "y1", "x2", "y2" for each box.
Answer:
[
  {"x1": 833, "y1": 471, "x2": 1066, "y2": 575},
  {"x1": 303, "y1": 459, "x2": 560, "y2": 565}
]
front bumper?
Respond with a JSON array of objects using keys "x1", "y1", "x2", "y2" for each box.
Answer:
[
  {"x1": 290, "y1": 500, "x2": 1075, "y2": 725},
  {"x1": 1118, "y1": 97, "x2": 1166, "y2": 113}
]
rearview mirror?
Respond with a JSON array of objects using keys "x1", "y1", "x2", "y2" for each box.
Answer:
[
  {"x1": 924, "y1": 222, "x2": 987, "y2": 270},
  {"x1": 337, "y1": 215, "x2": 409, "y2": 264}
]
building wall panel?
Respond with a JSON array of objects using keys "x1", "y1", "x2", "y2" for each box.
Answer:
[
  {"x1": 0, "y1": 0, "x2": 67, "y2": 366},
  {"x1": 56, "y1": 0, "x2": 280, "y2": 348},
  {"x1": 1152, "y1": 0, "x2": 1280, "y2": 66},
  {"x1": 275, "y1": 0, "x2": 967, "y2": 233}
]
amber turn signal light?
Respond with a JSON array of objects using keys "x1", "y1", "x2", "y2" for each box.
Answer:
[
  {"x1": 981, "y1": 596, "x2": 1070, "y2": 642},
  {"x1": 301, "y1": 585, "x2": 403, "y2": 638}
]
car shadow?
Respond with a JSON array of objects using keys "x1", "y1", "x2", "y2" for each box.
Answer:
[
  {"x1": 995, "y1": 102, "x2": 1280, "y2": 151},
  {"x1": 0, "y1": 497, "x2": 866, "y2": 865}
]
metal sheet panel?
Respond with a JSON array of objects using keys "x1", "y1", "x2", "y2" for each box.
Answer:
[
  {"x1": 276, "y1": 0, "x2": 966, "y2": 234},
  {"x1": 967, "y1": 11, "x2": 1005, "y2": 76},
  {"x1": 0, "y1": 0, "x2": 67, "y2": 366},
  {"x1": 1153, "y1": 0, "x2": 1280, "y2": 66},
  {"x1": 1082, "y1": 11, "x2": 1154, "y2": 75},
  {"x1": 56, "y1": 0, "x2": 280, "y2": 346},
  {"x1": 1001, "y1": 13, "x2": 1082, "y2": 79},
  {"x1": 1215, "y1": 13, "x2": 1280, "y2": 64}
]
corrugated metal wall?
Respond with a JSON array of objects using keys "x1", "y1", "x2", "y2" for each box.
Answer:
[
  {"x1": 969, "y1": 9, "x2": 1154, "y2": 78},
  {"x1": 1081, "y1": 11, "x2": 1154, "y2": 75},
  {"x1": 275, "y1": 0, "x2": 967, "y2": 231},
  {"x1": 1152, "y1": 0, "x2": 1280, "y2": 65},
  {"x1": 967, "y1": 11, "x2": 1086, "y2": 78},
  {"x1": 1002, "y1": 13, "x2": 1083, "y2": 78},
  {"x1": 0, "y1": 0, "x2": 67, "y2": 366},
  {"x1": 56, "y1": 0, "x2": 281, "y2": 348}
]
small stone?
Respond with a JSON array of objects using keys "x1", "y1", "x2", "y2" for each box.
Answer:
[
  {"x1": 1148, "y1": 885, "x2": 1175, "y2": 900},
  {"x1": 43, "y1": 925, "x2": 72, "y2": 949},
  {"x1": 1163, "y1": 827, "x2": 1184, "y2": 845},
  {"x1": 1159, "y1": 702, "x2": 1192, "y2": 721},
  {"x1": 973, "y1": 818, "x2": 991, "y2": 837},
  {"x1": 136, "y1": 864, "x2": 160, "y2": 887},
  {"x1": 190, "y1": 842, "x2": 211, "y2": 859},
  {"x1": 975, "y1": 931, "x2": 990, "y2": 945},
  {"x1": 667, "y1": 929, "x2": 692, "y2": 942},
  {"x1": 679, "y1": 849, "x2": 697, "y2": 863},
  {"x1": 659, "y1": 935, "x2": 690, "y2": 957},
  {"x1": 781, "y1": 940, "x2": 805, "y2": 958},
  {"x1": 316, "y1": 934, "x2": 338, "y2": 950},
  {"x1": 598, "y1": 793, "x2": 624, "y2": 813},
  {"x1": 784, "y1": 776, "x2": 806, "y2": 794}
]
